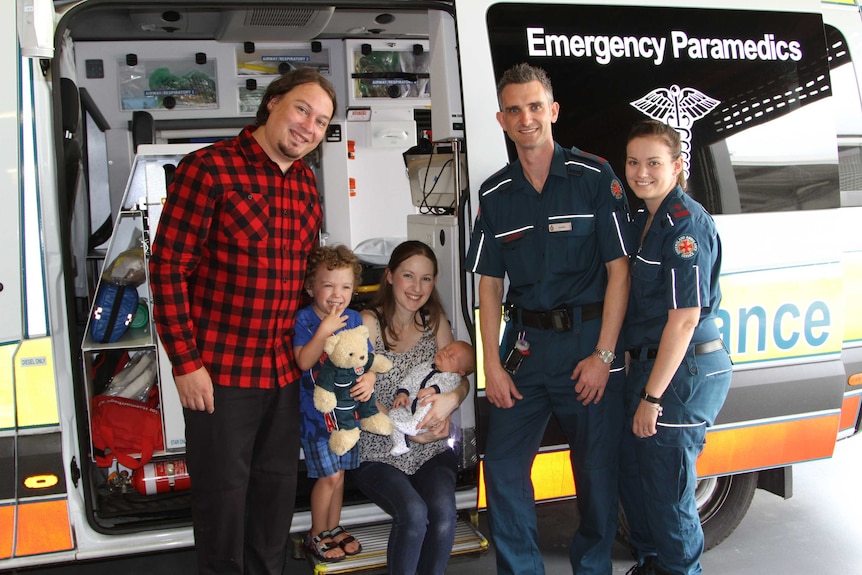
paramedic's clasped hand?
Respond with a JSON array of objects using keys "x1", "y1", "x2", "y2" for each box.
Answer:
[
  {"x1": 484, "y1": 362, "x2": 523, "y2": 409},
  {"x1": 175, "y1": 366, "x2": 215, "y2": 413},
  {"x1": 633, "y1": 399, "x2": 659, "y2": 438},
  {"x1": 570, "y1": 354, "x2": 610, "y2": 406}
]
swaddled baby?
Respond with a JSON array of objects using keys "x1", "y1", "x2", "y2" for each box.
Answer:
[{"x1": 389, "y1": 340, "x2": 474, "y2": 456}]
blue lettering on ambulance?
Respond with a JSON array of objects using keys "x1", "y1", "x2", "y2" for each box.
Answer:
[
  {"x1": 804, "y1": 301, "x2": 830, "y2": 347},
  {"x1": 734, "y1": 306, "x2": 767, "y2": 353},
  {"x1": 774, "y1": 304, "x2": 800, "y2": 349},
  {"x1": 716, "y1": 301, "x2": 831, "y2": 356}
]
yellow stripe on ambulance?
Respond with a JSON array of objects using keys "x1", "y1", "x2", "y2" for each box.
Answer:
[
  {"x1": 0, "y1": 338, "x2": 73, "y2": 560},
  {"x1": 718, "y1": 264, "x2": 844, "y2": 364}
]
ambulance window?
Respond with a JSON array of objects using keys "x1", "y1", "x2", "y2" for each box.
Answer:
[
  {"x1": 721, "y1": 26, "x2": 862, "y2": 213},
  {"x1": 485, "y1": 3, "x2": 841, "y2": 216},
  {"x1": 826, "y1": 24, "x2": 862, "y2": 207},
  {"x1": 83, "y1": 110, "x2": 112, "y2": 240}
]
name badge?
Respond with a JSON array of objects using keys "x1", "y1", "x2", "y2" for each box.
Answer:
[{"x1": 548, "y1": 222, "x2": 572, "y2": 232}]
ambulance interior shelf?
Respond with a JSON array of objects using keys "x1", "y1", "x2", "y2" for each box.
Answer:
[
  {"x1": 81, "y1": 145, "x2": 205, "y2": 477},
  {"x1": 81, "y1": 213, "x2": 153, "y2": 353},
  {"x1": 348, "y1": 40, "x2": 431, "y2": 104}
]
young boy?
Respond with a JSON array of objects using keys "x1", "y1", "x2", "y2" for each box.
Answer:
[
  {"x1": 389, "y1": 340, "x2": 474, "y2": 456},
  {"x1": 293, "y1": 245, "x2": 370, "y2": 562}
]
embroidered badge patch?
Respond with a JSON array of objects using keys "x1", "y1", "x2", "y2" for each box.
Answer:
[
  {"x1": 611, "y1": 179, "x2": 623, "y2": 199},
  {"x1": 674, "y1": 235, "x2": 697, "y2": 259}
]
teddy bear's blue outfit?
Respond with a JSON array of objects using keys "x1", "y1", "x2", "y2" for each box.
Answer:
[{"x1": 316, "y1": 354, "x2": 383, "y2": 432}]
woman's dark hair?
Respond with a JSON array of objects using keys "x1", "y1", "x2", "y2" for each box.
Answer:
[
  {"x1": 255, "y1": 67, "x2": 337, "y2": 126},
  {"x1": 627, "y1": 119, "x2": 687, "y2": 190},
  {"x1": 370, "y1": 240, "x2": 445, "y2": 350}
]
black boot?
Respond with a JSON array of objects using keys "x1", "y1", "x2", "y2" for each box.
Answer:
[{"x1": 625, "y1": 556, "x2": 657, "y2": 575}]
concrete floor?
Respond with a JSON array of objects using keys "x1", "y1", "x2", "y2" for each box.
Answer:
[
  {"x1": 14, "y1": 435, "x2": 862, "y2": 574},
  {"x1": 447, "y1": 435, "x2": 862, "y2": 574}
]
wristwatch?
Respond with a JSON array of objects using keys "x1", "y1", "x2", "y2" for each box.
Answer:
[{"x1": 594, "y1": 348, "x2": 615, "y2": 364}]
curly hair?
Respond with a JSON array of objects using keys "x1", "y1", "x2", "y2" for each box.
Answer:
[{"x1": 303, "y1": 245, "x2": 363, "y2": 292}]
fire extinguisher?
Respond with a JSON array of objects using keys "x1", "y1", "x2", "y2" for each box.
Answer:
[{"x1": 130, "y1": 458, "x2": 191, "y2": 495}]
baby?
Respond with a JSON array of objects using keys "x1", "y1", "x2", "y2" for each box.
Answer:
[{"x1": 389, "y1": 340, "x2": 475, "y2": 456}]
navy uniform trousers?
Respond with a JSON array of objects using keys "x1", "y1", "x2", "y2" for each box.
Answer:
[
  {"x1": 485, "y1": 311, "x2": 625, "y2": 575},
  {"x1": 620, "y1": 345, "x2": 732, "y2": 575}
]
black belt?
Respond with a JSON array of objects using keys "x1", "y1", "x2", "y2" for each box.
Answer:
[
  {"x1": 505, "y1": 301, "x2": 603, "y2": 332},
  {"x1": 627, "y1": 338, "x2": 724, "y2": 361}
]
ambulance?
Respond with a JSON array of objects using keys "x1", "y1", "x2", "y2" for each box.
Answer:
[{"x1": 2, "y1": 0, "x2": 860, "y2": 570}]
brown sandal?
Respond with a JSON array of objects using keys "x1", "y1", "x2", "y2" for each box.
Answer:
[
  {"x1": 330, "y1": 525, "x2": 362, "y2": 556},
  {"x1": 305, "y1": 530, "x2": 345, "y2": 562}
]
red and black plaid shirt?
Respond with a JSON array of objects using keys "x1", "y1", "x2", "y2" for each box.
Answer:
[{"x1": 149, "y1": 126, "x2": 321, "y2": 388}]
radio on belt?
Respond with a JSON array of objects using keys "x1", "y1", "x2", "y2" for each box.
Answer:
[{"x1": 503, "y1": 331, "x2": 530, "y2": 375}]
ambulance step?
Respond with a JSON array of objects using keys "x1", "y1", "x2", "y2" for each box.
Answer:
[{"x1": 293, "y1": 517, "x2": 488, "y2": 574}]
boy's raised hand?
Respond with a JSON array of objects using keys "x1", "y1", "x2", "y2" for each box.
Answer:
[{"x1": 319, "y1": 303, "x2": 348, "y2": 336}]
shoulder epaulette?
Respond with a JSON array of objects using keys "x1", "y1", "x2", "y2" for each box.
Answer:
[
  {"x1": 667, "y1": 201, "x2": 692, "y2": 222},
  {"x1": 563, "y1": 147, "x2": 608, "y2": 176},
  {"x1": 488, "y1": 163, "x2": 510, "y2": 179},
  {"x1": 567, "y1": 146, "x2": 608, "y2": 166},
  {"x1": 479, "y1": 164, "x2": 515, "y2": 197}
]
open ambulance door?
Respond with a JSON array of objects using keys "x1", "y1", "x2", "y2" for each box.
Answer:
[{"x1": 43, "y1": 0, "x2": 485, "y2": 571}]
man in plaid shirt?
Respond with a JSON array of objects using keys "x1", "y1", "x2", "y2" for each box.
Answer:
[{"x1": 149, "y1": 68, "x2": 336, "y2": 575}]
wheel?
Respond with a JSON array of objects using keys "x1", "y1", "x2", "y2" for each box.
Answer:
[
  {"x1": 617, "y1": 471, "x2": 758, "y2": 552},
  {"x1": 697, "y1": 472, "x2": 757, "y2": 550}
]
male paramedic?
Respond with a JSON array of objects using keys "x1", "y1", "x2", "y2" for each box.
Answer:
[{"x1": 466, "y1": 62, "x2": 634, "y2": 574}]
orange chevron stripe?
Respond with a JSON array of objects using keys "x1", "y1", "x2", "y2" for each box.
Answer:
[
  {"x1": 697, "y1": 414, "x2": 840, "y2": 476},
  {"x1": 839, "y1": 394, "x2": 861, "y2": 432},
  {"x1": 477, "y1": 413, "x2": 841, "y2": 508},
  {"x1": 14, "y1": 500, "x2": 73, "y2": 557},
  {"x1": 0, "y1": 505, "x2": 12, "y2": 560}
]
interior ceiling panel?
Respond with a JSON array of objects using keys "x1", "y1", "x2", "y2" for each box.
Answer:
[{"x1": 63, "y1": 4, "x2": 431, "y2": 42}]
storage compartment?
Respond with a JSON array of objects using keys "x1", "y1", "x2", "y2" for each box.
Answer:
[{"x1": 80, "y1": 144, "x2": 205, "y2": 528}]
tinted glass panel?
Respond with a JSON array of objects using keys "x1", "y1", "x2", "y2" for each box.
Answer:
[{"x1": 486, "y1": 3, "x2": 840, "y2": 214}]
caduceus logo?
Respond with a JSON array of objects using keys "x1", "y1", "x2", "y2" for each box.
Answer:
[{"x1": 630, "y1": 85, "x2": 721, "y2": 182}]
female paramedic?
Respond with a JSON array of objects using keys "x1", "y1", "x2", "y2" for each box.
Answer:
[{"x1": 618, "y1": 119, "x2": 733, "y2": 575}]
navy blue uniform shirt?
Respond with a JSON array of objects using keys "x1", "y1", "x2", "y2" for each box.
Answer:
[
  {"x1": 467, "y1": 143, "x2": 633, "y2": 311},
  {"x1": 624, "y1": 185, "x2": 723, "y2": 348}
]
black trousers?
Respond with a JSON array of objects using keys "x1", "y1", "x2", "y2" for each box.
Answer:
[{"x1": 184, "y1": 382, "x2": 300, "y2": 575}]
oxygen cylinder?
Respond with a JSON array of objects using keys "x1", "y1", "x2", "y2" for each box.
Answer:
[{"x1": 130, "y1": 458, "x2": 191, "y2": 495}]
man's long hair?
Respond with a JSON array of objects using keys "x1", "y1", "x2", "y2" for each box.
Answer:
[{"x1": 255, "y1": 67, "x2": 337, "y2": 125}]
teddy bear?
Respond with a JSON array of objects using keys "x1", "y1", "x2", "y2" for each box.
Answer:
[{"x1": 313, "y1": 325, "x2": 394, "y2": 456}]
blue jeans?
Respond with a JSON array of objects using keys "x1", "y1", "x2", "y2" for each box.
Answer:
[
  {"x1": 619, "y1": 345, "x2": 732, "y2": 575},
  {"x1": 350, "y1": 449, "x2": 458, "y2": 575},
  {"x1": 485, "y1": 317, "x2": 625, "y2": 575}
]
